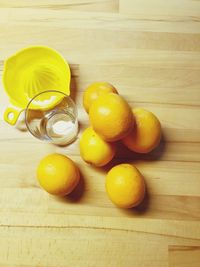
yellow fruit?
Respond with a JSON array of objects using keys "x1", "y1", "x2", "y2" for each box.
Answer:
[
  {"x1": 106, "y1": 164, "x2": 145, "y2": 208},
  {"x1": 89, "y1": 93, "x2": 134, "y2": 142},
  {"x1": 83, "y1": 82, "x2": 118, "y2": 113},
  {"x1": 122, "y1": 108, "x2": 161, "y2": 153},
  {"x1": 80, "y1": 127, "x2": 115, "y2": 167},
  {"x1": 37, "y1": 153, "x2": 80, "y2": 196}
]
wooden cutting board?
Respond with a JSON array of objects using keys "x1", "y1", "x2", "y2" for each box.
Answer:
[{"x1": 0, "y1": 1, "x2": 200, "y2": 266}]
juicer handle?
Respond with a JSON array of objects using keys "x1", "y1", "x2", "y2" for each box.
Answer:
[{"x1": 4, "y1": 107, "x2": 22, "y2": 125}]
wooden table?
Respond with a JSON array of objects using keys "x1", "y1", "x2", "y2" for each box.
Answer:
[{"x1": 0, "y1": 1, "x2": 200, "y2": 266}]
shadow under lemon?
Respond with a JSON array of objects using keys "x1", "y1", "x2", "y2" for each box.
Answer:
[
  {"x1": 96, "y1": 134, "x2": 166, "y2": 174},
  {"x1": 53, "y1": 170, "x2": 85, "y2": 204},
  {"x1": 117, "y1": 185, "x2": 150, "y2": 217},
  {"x1": 116, "y1": 134, "x2": 166, "y2": 162}
]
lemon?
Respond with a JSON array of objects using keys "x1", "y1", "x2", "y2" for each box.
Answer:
[
  {"x1": 37, "y1": 153, "x2": 80, "y2": 196},
  {"x1": 80, "y1": 127, "x2": 115, "y2": 167},
  {"x1": 106, "y1": 164, "x2": 145, "y2": 208},
  {"x1": 83, "y1": 82, "x2": 118, "y2": 113},
  {"x1": 122, "y1": 108, "x2": 161, "y2": 153},
  {"x1": 89, "y1": 93, "x2": 134, "y2": 142}
]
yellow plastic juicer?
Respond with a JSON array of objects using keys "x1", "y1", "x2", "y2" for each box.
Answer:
[{"x1": 3, "y1": 46, "x2": 71, "y2": 125}]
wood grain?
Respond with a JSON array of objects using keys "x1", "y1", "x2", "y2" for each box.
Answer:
[
  {"x1": 169, "y1": 246, "x2": 200, "y2": 267},
  {"x1": 0, "y1": 0, "x2": 200, "y2": 266}
]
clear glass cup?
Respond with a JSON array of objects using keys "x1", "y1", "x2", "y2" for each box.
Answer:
[{"x1": 25, "y1": 90, "x2": 78, "y2": 145}]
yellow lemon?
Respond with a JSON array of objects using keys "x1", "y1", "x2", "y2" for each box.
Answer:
[
  {"x1": 80, "y1": 127, "x2": 116, "y2": 167},
  {"x1": 106, "y1": 164, "x2": 145, "y2": 208},
  {"x1": 37, "y1": 153, "x2": 80, "y2": 196},
  {"x1": 122, "y1": 108, "x2": 161, "y2": 153},
  {"x1": 83, "y1": 82, "x2": 118, "y2": 113},
  {"x1": 89, "y1": 93, "x2": 134, "y2": 142}
]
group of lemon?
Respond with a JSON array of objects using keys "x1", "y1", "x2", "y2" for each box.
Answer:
[{"x1": 37, "y1": 82, "x2": 161, "y2": 209}]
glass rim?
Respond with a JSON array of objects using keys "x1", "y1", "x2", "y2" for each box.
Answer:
[{"x1": 25, "y1": 90, "x2": 77, "y2": 141}]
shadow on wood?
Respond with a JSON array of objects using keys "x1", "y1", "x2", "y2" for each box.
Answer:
[
  {"x1": 53, "y1": 170, "x2": 85, "y2": 204},
  {"x1": 96, "y1": 136, "x2": 166, "y2": 175},
  {"x1": 115, "y1": 134, "x2": 166, "y2": 162},
  {"x1": 67, "y1": 173, "x2": 85, "y2": 203},
  {"x1": 15, "y1": 111, "x2": 28, "y2": 132},
  {"x1": 69, "y1": 64, "x2": 79, "y2": 103},
  {"x1": 117, "y1": 182, "x2": 150, "y2": 217}
]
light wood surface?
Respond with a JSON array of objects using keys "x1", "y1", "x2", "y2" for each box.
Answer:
[{"x1": 0, "y1": 1, "x2": 200, "y2": 266}]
